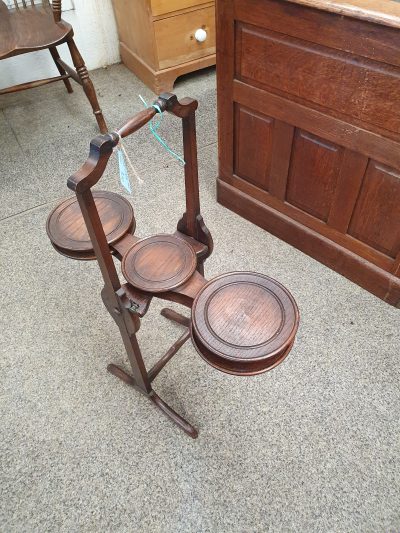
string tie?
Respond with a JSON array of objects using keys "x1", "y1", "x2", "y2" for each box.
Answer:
[
  {"x1": 113, "y1": 131, "x2": 143, "y2": 194},
  {"x1": 139, "y1": 95, "x2": 185, "y2": 166}
]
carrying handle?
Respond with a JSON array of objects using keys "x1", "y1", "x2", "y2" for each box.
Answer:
[
  {"x1": 116, "y1": 93, "x2": 198, "y2": 138},
  {"x1": 117, "y1": 102, "x2": 162, "y2": 139},
  {"x1": 65, "y1": 92, "x2": 212, "y2": 302},
  {"x1": 68, "y1": 93, "x2": 198, "y2": 194},
  {"x1": 117, "y1": 107, "x2": 157, "y2": 138}
]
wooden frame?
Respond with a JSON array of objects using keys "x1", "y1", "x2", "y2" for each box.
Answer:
[
  {"x1": 112, "y1": 0, "x2": 216, "y2": 93},
  {"x1": 54, "y1": 93, "x2": 214, "y2": 437},
  {"x1": 46, "y1": 93, "x2": 299, "y2": 438}
]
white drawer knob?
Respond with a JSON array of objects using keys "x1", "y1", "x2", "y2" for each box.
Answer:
[{"x1": 194, "y1": 28, "x2": 207, "y2": 43}]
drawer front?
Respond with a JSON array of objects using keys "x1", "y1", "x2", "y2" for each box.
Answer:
[
  {"x1": 151, "y1": 0, "x2": 209, "y2": 17},
  {"x1": 154, "y1": 6, "x2": 215, "y2": 69},
  {"x1": 236, "y1": 23, "x2": 400, "y2": 137}
]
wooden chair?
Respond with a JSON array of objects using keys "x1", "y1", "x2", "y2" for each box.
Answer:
[
  {"x1": 46, "y1": 93, "x2": 300, "y2": 438},
  {"x1": 0, "y1": 0, "x2": 107, "y2": 133}
]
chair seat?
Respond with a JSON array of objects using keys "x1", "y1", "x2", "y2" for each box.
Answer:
[
  {"x1": 191, "y1": 272, "x2": 299, "y2": 375},
  {"x1": 46, "y1": 191, "x2": 135, "y2": 260},
  {"x1": 122, "y1": 234, "x2": 197, "y2": 293},
  {"x1": 0, "y1": 4, "x2": 72, "y2": 59}
]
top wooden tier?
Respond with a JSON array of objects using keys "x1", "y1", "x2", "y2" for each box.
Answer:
[{"x1": 284, "y1": 0, "x2": 400, "y2": 28}]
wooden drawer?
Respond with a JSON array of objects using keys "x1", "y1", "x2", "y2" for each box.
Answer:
[
  {"x1": 236, "y1": 22, "x2": 400, "y2": 138},
  {"x1": 113, "y1": 0, "x2": 216, "y2": 92},
  {"x1": 154, "y1": 6, "x2": 215, "y2": 69},
  {"x1": 151, "y1": 0, "x2": 209, "y2": 16}
]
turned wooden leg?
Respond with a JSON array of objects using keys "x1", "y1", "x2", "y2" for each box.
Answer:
[
  {"x1": 67, "y1": 38, "x2": 107, "y2": 133},
  {"x1": 161, "y1": 308, "x2": 191, "y2": 328},
  {"x1": 49, "y1": 46, "x2": 73, "y2": 93}
]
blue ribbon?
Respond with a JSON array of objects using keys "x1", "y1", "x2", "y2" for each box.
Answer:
[{"x1": 139, "y1": 95, "x2": 185, "y2": 166}]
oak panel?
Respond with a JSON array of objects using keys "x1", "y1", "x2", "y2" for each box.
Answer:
[
  {"x1": 234, "y1": 0, "x2": 400, "y2": 67},
  {"x1": 268, "y1": 120, "x2": 294, "y2": 201},
  {"x1": 327, "y1": 150, "x2": 368, "y2": 233},
  {"x1": 233, "y1": 81, "x2": 400, "y2": 170},
  {"x1": 237, "y1": 24, "x2": 400, "y2": 135},
  {"x1": 348, "y1": 161, "x2": 400, "y2": 257},
  {"x1": 226, "y1": 172, "x2": 394, "y2": 271},
  {"x1": 218, "y1": 179, "x2": 400, "y2": 306},
  {"x1": 286, "y1": 130, "x2": 343, "y2": 222},
  {"x1": 234, "y1": 105, "x2": 274, "y2": 190},
  {"x1": 217, "y1": 0, "x2": 400, "y2": 305}
]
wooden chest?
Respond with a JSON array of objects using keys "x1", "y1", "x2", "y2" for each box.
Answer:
[
  {"x1": 112, "y1": 0, "x2": 216, "y2": 93},
  {"x1": 216, "y1": 0, "x2": 400, "y2": 306}
]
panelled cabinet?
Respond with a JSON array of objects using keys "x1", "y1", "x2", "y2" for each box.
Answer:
[
  {"x1": 216, "y1": 0, "x2": 400, "y2": 306},
  {"x1": 112, "y1": 0, "x2": 216, "y2": 93}
]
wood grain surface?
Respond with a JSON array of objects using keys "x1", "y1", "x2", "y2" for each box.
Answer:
[
  {"x1": 112, "y1": 0, "x2": 216, "y2": 92},
  {"x1": 217, "y1": 0, "x2": 400, "y2": 306},
  {"x1": 46, "y1": 191, "x2": 135, "y2": 258},
  {"x1": 0, "y1": 1, "x2": 107, "y2": 132},
  {"x1": 122, "y1": 234, "x2": 197, "y2": 293},
  {"x1": 283, "y1": 0, "x2": 400, "y2": 29},
  {"x1": 191, "y1": 272, "x2": 299, "y2": 375}
]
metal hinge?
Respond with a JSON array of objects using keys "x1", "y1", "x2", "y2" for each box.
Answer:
[{"x1": 127, "y1": 300, "x2": 140, "y2": 314}]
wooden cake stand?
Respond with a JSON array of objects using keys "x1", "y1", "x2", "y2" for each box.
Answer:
[{"x1": 46, "y1": 93, "x2": 299, "y2": 438}]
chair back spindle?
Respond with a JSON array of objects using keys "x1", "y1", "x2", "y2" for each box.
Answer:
[
  {"x1": 52, "y1": 0, "x2": 61, "y2": 22},
  {"x1": 8, "y1": 0, "x2": 51, "y2": 8},
  {"x1": 1, "y1": 0, "x2": 106, "y2": 133}
]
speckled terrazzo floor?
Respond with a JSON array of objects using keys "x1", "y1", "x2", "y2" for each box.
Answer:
[{"x1": 0, "y1": 63, "x2": 399, "y2": 532}]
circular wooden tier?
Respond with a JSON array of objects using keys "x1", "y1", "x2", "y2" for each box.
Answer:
[
  {"x1": 46, "y1": 191, "x2": 135, "y2": 260},
  {"x1": 122, "y1": 234, "x2": 197, "y2": 293},
  {"x1": 191, "y1": 272, "x2": 299, "y2": 376}
]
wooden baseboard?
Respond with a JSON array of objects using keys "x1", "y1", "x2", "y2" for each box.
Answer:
[
  {"x1": 217, "y1": 179, "x2": 400, "y2": 307},
  {"x1": 120, "y1": 42, "x2": 215, "y2": 94}
]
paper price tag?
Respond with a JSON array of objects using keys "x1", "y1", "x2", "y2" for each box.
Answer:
[{"x1": 117, "y1": 146, "x2": 132, "y2": 194}]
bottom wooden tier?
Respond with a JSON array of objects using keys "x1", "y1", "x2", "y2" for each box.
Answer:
[
  {"x1": 218, "y1": 180, "x2": 400, "y2": 307},
  {"x1": 191, "y1": 271, "x2": 299, "y2": 375}
]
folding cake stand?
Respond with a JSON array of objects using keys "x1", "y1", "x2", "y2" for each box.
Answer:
[{"x1": 46, "y1": 93, "x2": 300, "y2": 438}]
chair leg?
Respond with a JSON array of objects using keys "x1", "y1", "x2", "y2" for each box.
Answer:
[
  {"x1": 66, "y1": 38, "x2": 107, "y2": 134},
  {"x1": 49, "y1": 46, "x2": 73, "y2": 94}
]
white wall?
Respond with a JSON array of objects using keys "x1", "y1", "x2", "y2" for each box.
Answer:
[{"x1": 0, "y1": 0, "x2": 120, "y2": 90}]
